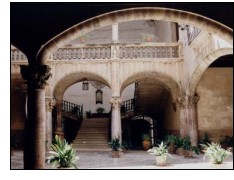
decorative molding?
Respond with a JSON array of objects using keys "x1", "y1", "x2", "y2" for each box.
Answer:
[
  {"x1": 20, "y1": 65, "x2": 52, "y2": 89},
  {"x1": 45, "y1": 97, "x2": 56, "y2": 111},
  {"x1": 110, "y1": 97, "x2": 122, "y2": 109}
]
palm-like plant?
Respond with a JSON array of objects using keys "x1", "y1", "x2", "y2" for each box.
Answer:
[
  {"x1": 201, "y1": 142, "x2": 232, "y2": 164},
  {"x1": 148, "y1": 142, "x2": 170, "y2": 157},
  {"x1": 46, "y1": 135, "x2": 79, "y2": 168}
]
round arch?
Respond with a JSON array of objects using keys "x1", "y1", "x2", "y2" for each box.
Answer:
[
  {"x1": 37, "y1": 7, "x2": 233, "y2": 65},
  {"x1": 188, "y1": 47, "x2": 233, "y2": 95},
  {"x1": 53, "y1": 71, "x2": 111, "y2": 102},
  {"x1": 120, "y1": 71, "x2": 180, "y2": 100}
]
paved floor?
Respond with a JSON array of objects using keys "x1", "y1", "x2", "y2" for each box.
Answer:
[{"x1": 11, "y1": 150, "x2": 233, "y2": 169}]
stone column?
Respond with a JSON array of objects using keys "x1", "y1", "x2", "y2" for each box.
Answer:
[
  {"x1": 20, "y1": 65, "x2": 51, "y2": 169},
  {"x1": 177, "y1": 96, "x2": 188, "y2": 137},
  {"x1": 45, "y1": 97, "x2": 56, "y2": 150},
  {"x1": 110, "y1": 97, "x2": 122, "y2": 143},
  {"x1": 188, "y1": 95, "x2": 200, "y2": 146},
  {"x1": 54, "y1": 101, "x2": 64, "y2": 138}
]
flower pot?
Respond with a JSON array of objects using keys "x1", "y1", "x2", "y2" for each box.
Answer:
[
  {"x1": 111, "y1": 151, "x2": 120, "y2": 158},
  {"x1": 184, "y1": 150, "x2": 193, "y2": 157},
  {"x1": 142, "y1": 140, "x2": 151, "y2": 150},
  {"x1": 176, "y1": 148, "x2": 184, "y2": 156},
  {"x1": 168, "y1": 143, "x2": 176, "y2": 154},
  {"x1": 155, "y1": 155, "x2": 167, "y2": 166}
]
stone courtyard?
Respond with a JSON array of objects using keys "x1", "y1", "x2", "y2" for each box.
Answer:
[{"x1": 11, "y1": 150, "x2": 233, "y2": 169}]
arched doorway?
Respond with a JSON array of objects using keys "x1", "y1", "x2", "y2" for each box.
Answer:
[{"x1": 120, "y1": 72, "x2": 180, "y2": 149}]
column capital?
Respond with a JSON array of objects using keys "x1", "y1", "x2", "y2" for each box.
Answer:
[
  {"x1": 177, "y1": 96, "x2": 186, "y2": 108},
  {"x1": 188, "y1": 95, "x2": 200, "y2": 107},
  {"x1": 45, "y1": 97, "x2": 56, "y2": 112},
  {"x1": 110, "y1": 97, "x2": 122, "y2": 109},
  {"x1": 20, "y1": 65, "x2": 51, "y2": 89},
  {"x1": 177, "y1": 95, "x2": 200, "y2": 108}
]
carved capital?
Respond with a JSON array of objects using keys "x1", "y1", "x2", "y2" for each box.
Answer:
[
  {"x1": 188, "y1": 95, "x2": 200, "y2": 107},
  {"x1": 20, "y1": 65, "x2": 51, "y2": 89},
  {"x1": 45, "y1": 97, "x2": 56, "y2": 112},
  {"x1": 110, "y1": 97, "x2": 122, "y2": 109},
  {"x1": 177, "y1": 96, "x2": 186, "y2": 108}
]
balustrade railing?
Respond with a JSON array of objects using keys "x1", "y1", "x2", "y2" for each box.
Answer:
[
  {"x1": 121, "y1": 99, "x2": 135, "y2": 112},
  {"x1": 62, "y1": 100, "x2": 83, "y2": 118},
  {"x1": 50, "y1": 43, "x2": 181, "y2": 61},
  {"x1": 11, "y1": 49, "x2": 27, "y2": 61}
]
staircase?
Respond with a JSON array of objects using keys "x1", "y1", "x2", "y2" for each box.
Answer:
[{"x1": 72, "y1": 118, "x2": 111, "y2": 151}]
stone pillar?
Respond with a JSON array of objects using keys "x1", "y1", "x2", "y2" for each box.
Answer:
[
  {"x1": 110, "y1": 97, "x2": 122, "y2": 143},
  {"x1": 45, "y1": 97, "x2": 56, "y2": 150},
  {"x1": 20, "y1": 65, "x2": 51, "y2": 169},
  {"x1": 112, "y1": 23, "x2": 118, "y2": 43},
  {"x1": 54, "y1": 101, "x2": 64, "y2": 138},
  {"x1": 188, "y1": 95, "x2": 200, "y2": 146},
  {"x1": 177, "y1": 96, "x2": 188, "y2": 137},
  {"x1": 177, "y1": 95, "x2": 200, "y2": 146}
]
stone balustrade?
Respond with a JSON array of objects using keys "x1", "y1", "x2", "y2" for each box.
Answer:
[
  {"x1": 11, "y1": 49, "x2": 27, "y2": 61},
  {"x1": 49, "y1": 43, "x2": 181, "y2": 61}
]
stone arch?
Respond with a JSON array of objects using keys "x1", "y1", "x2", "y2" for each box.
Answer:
[
  {"x1": 120, "y1": 71, "x2": 180, "y2": 100},
  {"x1": 37, "y1": 7, "x2": 233, "y2": 65},
  {"x1": 188, "y1": 47, "x2": 233, "y2": 95},
  {"x1": 53, "y1": 71, "x2": 111, "y2": 102}
]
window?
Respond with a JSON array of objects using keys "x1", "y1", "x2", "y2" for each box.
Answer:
[{"x1": 96, "y1": 90, "x2": 103, "y2": 104}]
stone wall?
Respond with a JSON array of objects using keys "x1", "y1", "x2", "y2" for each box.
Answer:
[{"x1": 196, "y1": 68, "x2": 233, "y2": 142}]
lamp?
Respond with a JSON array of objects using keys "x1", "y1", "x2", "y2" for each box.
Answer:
[{"x1": 82, "y1": 78, "x2": 89, "y2": 90}]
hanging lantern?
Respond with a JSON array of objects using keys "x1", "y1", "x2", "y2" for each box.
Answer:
[
  {"x1": 82, "y1": 79, "x2": 89, "y2": 90},
  {"x1": 96, "y1": 89, "x2": 103, "y2": 104}
]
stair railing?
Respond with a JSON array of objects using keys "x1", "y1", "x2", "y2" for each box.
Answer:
[{"x1": 62, "y1": 100, "x2": 83, "y2": 119}]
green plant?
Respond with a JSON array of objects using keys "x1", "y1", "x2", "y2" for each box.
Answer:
[
  {"x1": 220, "y1": 136, "x2": 233, "y2": 147},
  {"x1": 121, "y1": 141, "x2": 128, "y2": 150},
  {"x1": 85, "y1": 110, "x2": 92, "y2": 118},
  {"x1": 165, "y1": 134, "x2": 177, "y2": 146},
  {"x1": 182, "y1": 137, "x2": 191, "y2": 150},
  {"x1": 199, "y1": 133, "x2": 211, "y2": 145},
  {"x1": 96, "y1": 107, "x2": 105, "y2": 114},
  {"x1": 201, "y1": 142, "x2": 232, "y2": 164},
  {"x1": 109, "y1": 138, "x2": 120, "y2": 151},
  {"x1": 175, "y1": 137, "x2": 184, "y2": 148},
  {"x1": 46, "y1": 135, "x2": 79, "y2": 168},
  {"x1": 147, "y1": 142, "x2": 170, "y2": 157},
  {"x1": 142, "y1": 134, "x2": 151, "y2": 141}
]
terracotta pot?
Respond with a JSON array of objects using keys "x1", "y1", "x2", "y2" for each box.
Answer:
[
  {"x1": 142, "y1": 140, "x2": 151, "y2": 150},
  {"x1": 176, "y1": 148, "x2": 184, "y2": 156},
  {"x1": 155, "y1": 155, "x2": 167, "y2": 166},
  {"x1": 168, "y1": 143, "x2": 176, "y2": 154},
  {"x1": 184, "y1": 150, "x2": 193, "y2": 157},
  {"x1": 111, "y1": 151, "x2": 120, "y2": 158}
]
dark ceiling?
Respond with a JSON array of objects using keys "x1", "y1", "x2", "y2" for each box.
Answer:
[{"x1": 11, "y1": 2, "x2": 233, "y2": 66}]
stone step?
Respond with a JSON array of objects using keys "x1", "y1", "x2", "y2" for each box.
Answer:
[{"x1": 73, "y1": 140, "x2": 109, "y2": 144}]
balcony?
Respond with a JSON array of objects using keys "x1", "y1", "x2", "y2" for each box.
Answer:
[{"x1": 50, "y1": 43, "x2": 182, "y2": 61}]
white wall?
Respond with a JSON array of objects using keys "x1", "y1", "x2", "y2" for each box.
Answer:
[{"x1": 63, "y1": 82, "x2": 135, "y2": 115}]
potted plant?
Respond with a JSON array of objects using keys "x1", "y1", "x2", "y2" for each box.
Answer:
[
  {"x1": 175, "y1": 137, "x2": 184, "y2": 155},
  {"x1": 142, "y1": 133, "x2": 151, "y2": 150},
  {"x1": 109, "y1": 138, "x2": 120, "y2": 158},
  {"x1": 121, "y1": 141, "x2": 129, "y2": 152},
  {"x1": 199, "y1": 133, "x2": 212, "y2": 152},
  {"x1": 165, "y1": 134, "x2": 177, "y2": 154},
  {"x1": 96, "y1": 107, "x2": 105, "y2": 114},
  {"x1": 148, "y1": 142, "x2": 171, "y2": 166},
  {"x1": 182, "y1": 137, "x2": 199, "y2": 157},
  {"x1": 85, "y1": 110, "x2": 92, "y2": 119},
  {"x1": 201, "y1": 142, "x2": 232, "y2": 164},
  {"x1": 220, "y1": 136, "x2": 233, "y2": 151},
  {"x1": 46, "y1": 135, "x2": 79, "y2": 169}
]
